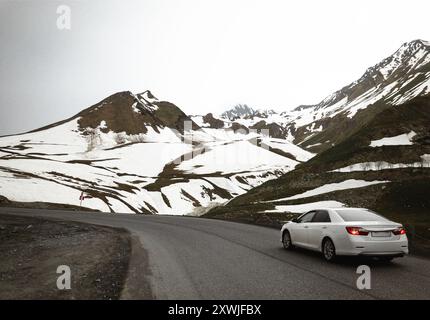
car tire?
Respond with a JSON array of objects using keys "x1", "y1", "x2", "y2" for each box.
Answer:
[
  {"x1": 282, "y1": 230, "x2": 294, "y2": 250},
  {"x1": 322, "y1": 238, "x2": 336, "y2": 262}
]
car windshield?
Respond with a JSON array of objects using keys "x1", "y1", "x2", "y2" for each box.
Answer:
[{"x1": 335, "y1": 209, "x2": 388, "y2": 222}]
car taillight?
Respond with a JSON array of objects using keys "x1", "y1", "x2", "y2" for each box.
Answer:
[
  {"x1": 346, "y1": 226, "x2": 369, "y2": 236},
  {"x1": 392, "y1": 227, "x2": 406, "y2": 235}
]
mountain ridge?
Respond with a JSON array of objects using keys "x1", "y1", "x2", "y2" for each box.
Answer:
[
  {"x1": 0, "y1": 89, "x2": 310, "y2": 215},
  {"x1": 191, "y1": 39, "x2": 430, "y2": 149},
  {"x1": 1, "y1": 39, "x2": 429, "y2": 222}
]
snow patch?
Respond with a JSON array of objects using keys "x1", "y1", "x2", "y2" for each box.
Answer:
[
  {"x1": 305, "y1": 142, "x2": 322, "y2": 149},
  {"x1": 331, "y1": 156, "x2": 430, "y2": 172},
  {"x1": 370, "y1": 131, "x2": 416, "y2": 147},
  {"x1": 265, "y1": 201, "x2": 346, "y2": 213},
  {"x1": 0, "y1": 174, "x2": 110, "y2": 212},
  {"x1": 178, "y1": 140, "x2": 297, "y2": 175},
  {"x1": 260, "y1": 137, "x2": 315, "y2": 162},
  {"x1": 272, "y1": 179, "x2": 389, "y2": 202}
]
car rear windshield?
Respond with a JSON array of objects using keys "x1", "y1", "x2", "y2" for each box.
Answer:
[{"x1": 335, "y1": 209, "x2": 388, "y2": 222}]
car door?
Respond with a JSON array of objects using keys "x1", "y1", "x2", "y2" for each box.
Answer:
[
  {"x1": 307, "y1": 210, "x2": 331, "y2": 250},
  {"x1": 291, "y1": 211, "x2": 316, "y2": 247}
]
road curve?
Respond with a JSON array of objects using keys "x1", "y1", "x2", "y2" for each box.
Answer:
[{"x1": 1, "y1": 207, "x2": 429, "y2": 299}]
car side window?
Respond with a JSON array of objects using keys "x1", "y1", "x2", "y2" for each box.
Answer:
[
  {"x1": 297, "y1": 211, "x2": 316, "y2": 223},
  {"x1": 312, "y1": 210, "x2": 331, "y2": 223}
]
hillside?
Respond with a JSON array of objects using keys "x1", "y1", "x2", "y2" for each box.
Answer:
[
  {"x1": 285, "y1": 39, "x2": 430, "y2": 153},
  {"x1": 205, "y1": 95, "x2": 430, "y2": 253},
  {"x1": 0, "y1": 91, "x2": 312, "y2": 214},
  {"x1": 205, "y1": 41, "x2": 430, "y2": 253},
  {"x1": 1, "y1": 39, "x2": 429, "y2": 225},
  {"x1": 193, "y1": 40, "x2": 430, "y2": 151}
]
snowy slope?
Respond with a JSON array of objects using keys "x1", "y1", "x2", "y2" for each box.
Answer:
[
  {"x1": 264, "y1": 201, "x2": 346, "y2": 214},
  {"x1": 369, "y1": 131, "x2": 416, "y2": 147},
  {"x1": 0, "y1": 91, "x2": 312, "y2": 215},
  {"x1": 282, "y1": 40, "x2": 430, "y2": 149},
  {"x1": 205, "y1": 40, "x2": 430, "y2": 224},
  {"x1": 269, "y1": 179, "x2": 390, "y2": 202},
  {"x1": 193, "y1": 40, "x2": 430, "y2": 150},
  {"x1": 2, "y1": 40, "x2": 429, "y2": 217}
]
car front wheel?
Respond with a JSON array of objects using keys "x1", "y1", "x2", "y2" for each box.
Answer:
[
  {"x1": 322, "y1": 238, "x2": 336, "y2": 262},
  {"x1": 282, "y1": 230, "x2": 293, "y2": 250}
]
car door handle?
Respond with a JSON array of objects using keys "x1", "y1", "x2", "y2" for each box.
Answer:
[
  {"x1": 304, "y1": 226, "x2": 309, "y2": 229},
  {"x1": 322, "y1": 226, "x2": 327, "y2": 229}
]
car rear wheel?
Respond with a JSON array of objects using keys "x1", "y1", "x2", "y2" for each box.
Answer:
[
  {"x1": 282, "y1": 230, "x2": 293, "y2": 250},
  {"x1": 322, "y1": 238, "x2": 336, "y2": 262}
]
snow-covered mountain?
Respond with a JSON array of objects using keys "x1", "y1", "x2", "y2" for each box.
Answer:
[
  {"x1": 191, "y1": 105, "x2": 289, "y2": 139},
  {"x1": 221, "y1": 104, "x2": 255, "y2": 120},
  {"x1": 282, "y1": 39, "x2": 430, "y2": 151},
  {"x1": 1, "y1": 39, "x2": 429, "y2": 217},
  {"x1": 0, "y1": 91, "x2": 313, "y2": 214},
  {"x1": 208, "y1": 92, "x2": 430, "y2": 230},
  {"x1": 194, "y1": 40, "x2": 430, "y2": 150},
  {"x1": 206, "y1": 41, "x2": 430, "y2": 239}
]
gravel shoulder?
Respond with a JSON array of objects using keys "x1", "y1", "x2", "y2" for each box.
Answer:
[{"x1": 0, "y1": 214, "x2": 131, "y2": 299}]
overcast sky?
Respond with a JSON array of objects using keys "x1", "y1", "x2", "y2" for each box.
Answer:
[{"x1": 1, "y1": 0, "x2": 430, "y2": 135}]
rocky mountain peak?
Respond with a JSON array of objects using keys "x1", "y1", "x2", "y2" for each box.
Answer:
[
  {"x1": 361, "y1": 39, "x2": 430, "y2": 82},
  {"x1": 221, "y1": 104, "x2": 255, "y2": 120},
  {"x1": 137, "y1": 90, "x2": 159, "y2": 103}
]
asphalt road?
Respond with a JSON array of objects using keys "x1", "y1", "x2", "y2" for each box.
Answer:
[{"x1": 1, "y1": 207, "x2": 429, "y2": 299}]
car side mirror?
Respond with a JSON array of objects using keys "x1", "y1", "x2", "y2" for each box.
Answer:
[{"x1": 292, "y1": 218, "x2": 298, "y2": 223}]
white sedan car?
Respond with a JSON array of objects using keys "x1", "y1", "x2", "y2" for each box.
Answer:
[{"x1": 280, "y1": 208, "x2": 408, "y2": 262}]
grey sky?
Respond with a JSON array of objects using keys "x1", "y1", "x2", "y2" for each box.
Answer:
[{"x1": 1, "y1": 0, "x2": 430, "y2": 135}]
